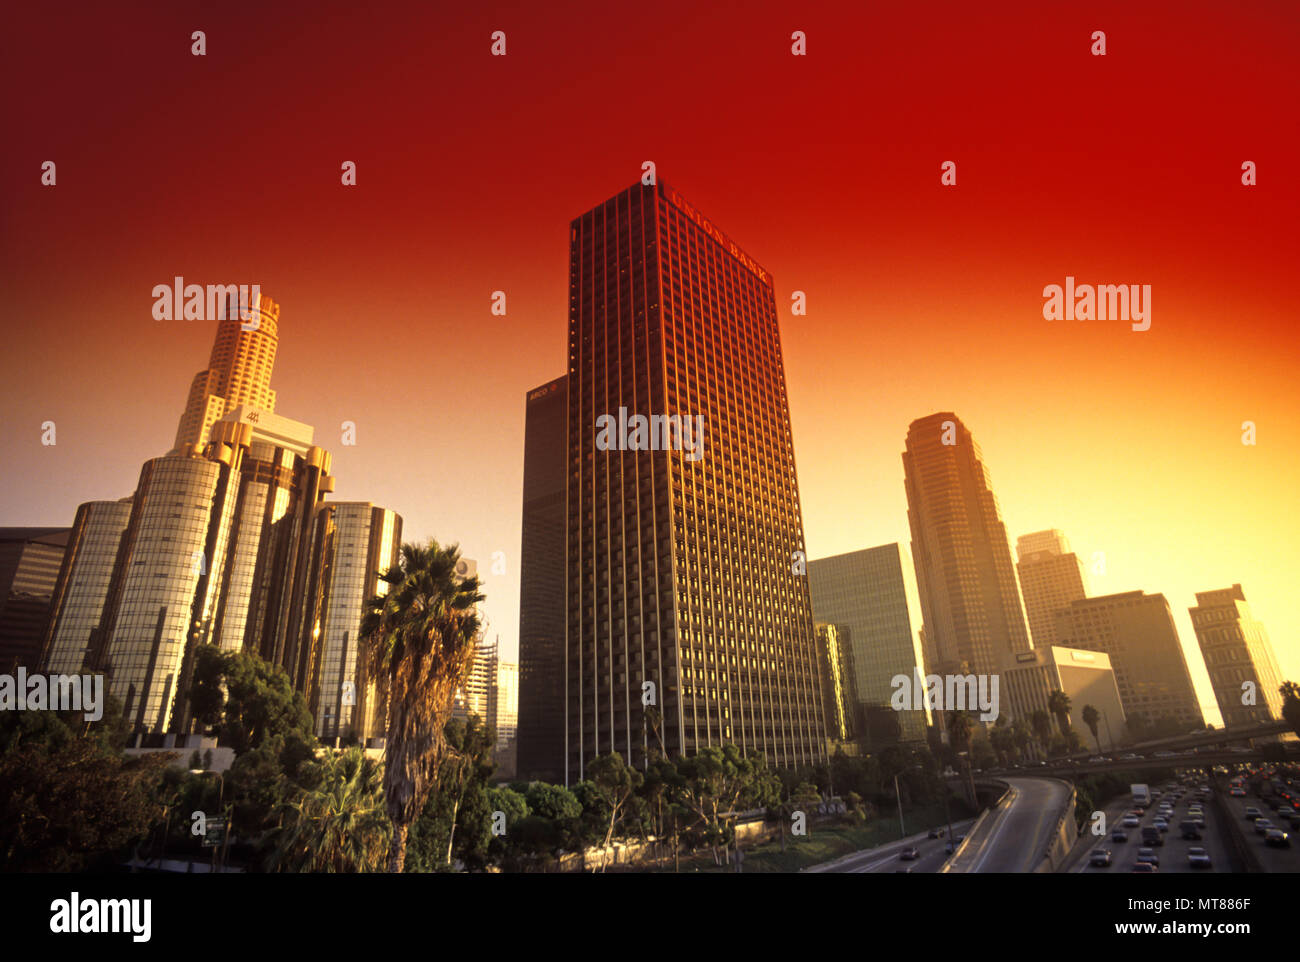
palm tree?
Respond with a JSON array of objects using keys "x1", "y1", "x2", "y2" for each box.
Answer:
[
  {"x1": 1280, "y1": 681, "x2": 1300, "y2": 738},
  {"x1": 361, "y1": 540, "x2": 484, "y2": 873},
  {"x1": 1030, "y1": 709, "x2": 1053, "y2": 756},
  {"x1": 1081, "y1": 704, "x2": 1102, "y2": 751},
  {"x1": 1047, "y1": 689, "x2": 1073, "y2": 736},
  {"x1": 265, "y1": 746, "x2": 391, "y2": 872},
  {"x1": 947, "y1": 710, "x2": 974, "y2": 755},
  {"x1": 1011, "y1": 717, "x2": 1032, "y2": 762}
]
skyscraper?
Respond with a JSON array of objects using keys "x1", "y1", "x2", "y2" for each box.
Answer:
[
  {"x1": 1016, "y1": 529, "x2": 1088, "y2": 648},
  {"x1": 310, "y1": 502, "x2": 402, "y2": 744},
  {"x1": 41, "y1": 296, "x2": 402, "y2": 742},
  {"x1": 516, "y1": 375, "x2": 568, "y2": 782},
  {"x1": 563, "y1": 179, "x2": 826, "y2": 783},
  {"x1": 453, "y1": 631, "x2": 499, "y2": 732},
  {"x1": 903, "y1": 413, "x2": 1030, "y2": 679},
  {"x1": 1002, "y1": 646, "x2": 1125, "y2": 751},
  {"x1": 808, "y1": 543, "x2": 929, "y2": 743},
  {"x1": 1054, "y1": 591, "x2": 1203, "y2": 730},
  {"x1": 40, "y1": 500, "x2": 134, "y2": 674},
  {"x1": 172, "y1": 292, "x2": 280, "y2": 452},
  {"x1": 0, "y1": 527, "x2": 70, "y2": 671},
  {"x1": 1189, "y1": 584, "x2": 1284, "y2": 729},
  {"x1": 814, "y1": 622, "x2": 855, "y2": 743}
]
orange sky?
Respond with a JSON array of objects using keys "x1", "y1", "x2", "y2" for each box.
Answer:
[{"x1": 2, "y1": 2, "x2": 1297, "y2": 717}]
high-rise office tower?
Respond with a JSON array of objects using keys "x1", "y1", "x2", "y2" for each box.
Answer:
[
  {"x1": 808, "y1": 544, "x2": 929, "y2": 743},
  {"x1": 1002, "y1": 646, "x2": 1126, "y2": 751},
  {"x1": 41, "y1": 500, "x2": 134, "y2": 674},
  {"x1": 903, "y1": 413, "x2": 1030, "y2": 679},
  {"x1": 453, "y1": 631, "x2": 499, "y2": 732},
  {"x1": 496, "y1": 660, "x2": 519, "y2": 748},
  {"x1": 516, "y1": 375, "x2": 568, "y2": 782},
  {"x1": 1016, "y1": 530, "x2": 1088, "y2": 648},
  {"x1": 1189, "y1": 585, "x2": 1284, "y2": 729},
  {"x1": 814, "y1": 623, "x2": 855, "y2": 743},
  {"x1": 563, "y1": 179, "x2": 826, "y2": 783},
  {"x1": 0, "y1": 528, "x2": 70, "y2": 671},
  {"x1": 41, "y1": 296, "x2": 402, "y2": 742},
  {"x1": 310, "y1": 502, "x2": 402, "y2": 744},
  {"x1": 1055, "y1": 591, "x2": 1203, "y2": 730},
  {"x1": 172, "y1": 292, "x2": 280, "y2": 452}
]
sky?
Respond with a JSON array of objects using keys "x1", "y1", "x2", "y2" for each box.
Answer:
[{"x1": 2, "y1": 1, "x2": 1297, "y2": 720}]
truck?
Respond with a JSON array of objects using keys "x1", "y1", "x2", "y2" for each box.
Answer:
[{"x1": 1131, "y1": 783, "x2": 1151, "y2": 807}]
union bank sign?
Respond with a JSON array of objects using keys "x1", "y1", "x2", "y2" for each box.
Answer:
[{"x1": 659, "y1": 182, "x2": 772, "y2": 288}]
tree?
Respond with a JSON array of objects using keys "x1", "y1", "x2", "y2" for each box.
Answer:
[
  {"x1": 583, "y1": 752, "x2": 645, "y2": 872},
  {"x1": 672, "y1": 744, "x2": 767, "y2": 866},
  {"x1": 264, "y1": 746, "x2": 391, "y2": 872},
  {"x1": 1047, "y1": 690, "x2": 1072, "y2": 736},
  {"x1": 947, "y1": 711, "x2": 973, "y2": 755},
  {"x1": 360, "y1": 539, "x2": 484, "y2": 873},
  {"x1": 1281, "y1": 682, "x2": 1300, "y2": 738},
  {"x1": 187, "y1": 644, "x2": 316, "y2": 758},
  {"x1": 0, "y1": 703, "x2": 173, "y2": 871},
  {"x1": 1030, "y1": 709, "x2": 1054, "y2": 753},
  {"x1": 1081, "y1": 704, "x2": 1102, "y2": 750}
]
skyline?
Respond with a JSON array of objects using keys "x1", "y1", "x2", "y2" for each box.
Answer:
[{"x1": 3, "y1": 2, "x2": 1298, "y2": 716}]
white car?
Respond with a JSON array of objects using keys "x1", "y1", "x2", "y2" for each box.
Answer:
[{"x1": 1187, "y1": 847, "x2": 1212, "y2": 869}]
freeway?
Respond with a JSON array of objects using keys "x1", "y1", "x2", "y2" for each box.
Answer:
[
  {"x1": 1074, "y1": 779, "x2": 1233, "y2": 874},
  {"x1": 806, "y1": 819, "x2": 976, "y2": 874},
  {"x1": 959, "y1": 776, "x2": 1073, "y2": 873}
]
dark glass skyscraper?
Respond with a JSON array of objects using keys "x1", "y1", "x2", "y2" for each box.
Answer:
[
  {"x1": 903, "y1": 412, "x2": 1030, "y2": 679},
  {"x1": 517, "y1": 375, "x2": 568, "y2": 783},
  {"x1": 564, "y1": 179, "x2": 825, "y2": 783}
]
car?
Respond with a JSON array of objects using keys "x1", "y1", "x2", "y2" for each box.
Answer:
[
  {"x1": 1245, "y1": 806, "x2": 1262, "y2": 819},
  {"x1": 1231, "y1": 787, "x2": 1247, "y2": 797},
  {"x1": 1120, "y1": 753, "x2": 1142, "y2": 760},
  {"x1": 900, "y1": 846, "x2": 920, "y2": 860},
  {"x1": 1155, "y1": 751, "x2": 1177, "y2": 758},
  {"x1": 1179, "y1": 821, "x2": 1202, "y2": 840},
  {"x1": 1131, "y1": 861, "x2": 1158, "y2": 873},
  {"x1": 1140, "y1": 826, "x2": 1164, "y2": 847},
  {"x1": 1254, "y1": 818, "x2": 1273, "y2": 835},
  {"x1": 1153, "y1": 818, "x2": 1169, "y2": 832},
  {"x1": 1278, "y1": 806, "x2": 1295, "y2": 819},
  {"x1": 1187, "y1": 847, "x2": 1212, "y2": 869},
  {"x1": 1121, "y1": 815, "x2": 1140, "y2": 828},
  {"x1": 1264, "y1": 829, "x2": 1291, "y2": 848},
  {"x1": 1135, "y1": 847, "x2": 1160, "y2": 866},
  {"x1": 1111, "y1": 828, "x2": 1129, "y2": 843},
  {"x1": 927, "y1": 827, "x2": 945, "y2": 839},
  {"x1": 1089, "y1": 849, "x2": 1112, "y2": 867}
]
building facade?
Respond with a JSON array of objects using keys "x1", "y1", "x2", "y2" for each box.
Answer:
[
  {"x1": 1015, "y1": 529, "x2": 1088, "y2": 649},
  {"x1": 1189, "y1": 584, "x2": 1284, "y2": 729},
  {"x1": 1002, "y1": 645, "x2": 1126, "y2": 751},
  {"x1": 516, "y1": 375, "x2": 568, "y2": 782},
  {"x1": 1054, "y1": 591, "x2": 1204, "y2": 731},
  {"x1": 564, "y1": 179, "x2": 826, "y2": 783},
  {"x1": 172, "y1": 292, "x2": 280, "y2": 452},
  {"x1": 807, "y1": 543, "x2": 929, "y2": 743},
  {"x1": 0, "y1": 528, "x2": 70, "y2": 671},
  {"x1": 903, "y1": 413, "x2": 1030, "y2": 679},
  {"x1": 814, "y1": 622, "x2": 855, "y2": 743}
]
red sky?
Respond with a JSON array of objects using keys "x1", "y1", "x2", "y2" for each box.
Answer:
[{"x1": 3, "y1": 1, "x2": 1298, "y2": 714}]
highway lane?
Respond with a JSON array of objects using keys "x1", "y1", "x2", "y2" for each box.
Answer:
[
  {"x1": 966, "y1": 777, "x2": 1072, "y2": 873},
  {"x1": 1079, "y1": 780, "x2": 1229, "y2": 874},
  {"x1": 1219, "y1": 786, "x2": 1300, "y2": 872},
  {"x1": 807, "y1": 819, "x2": 976, "y2": 874}
]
